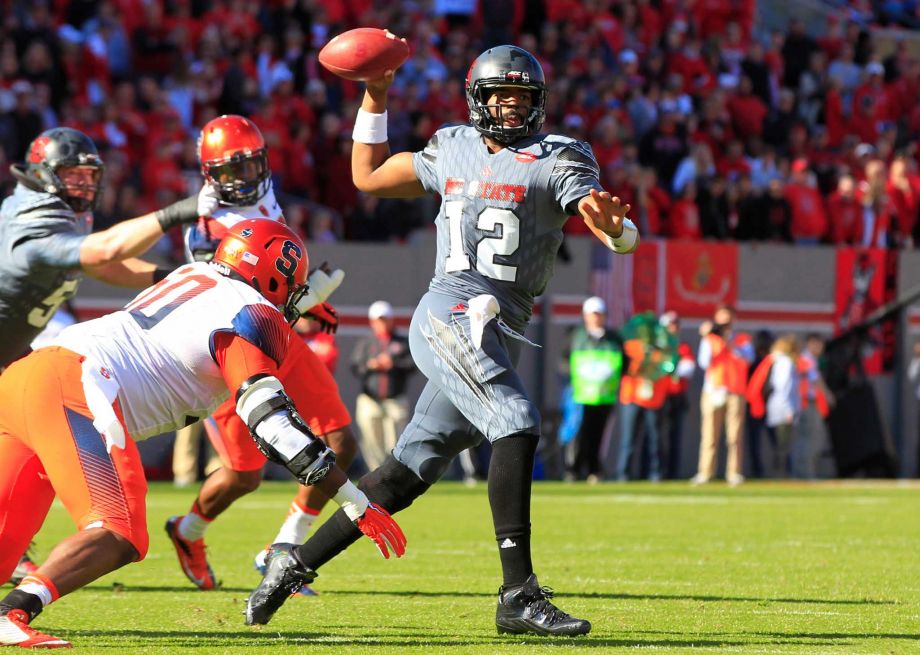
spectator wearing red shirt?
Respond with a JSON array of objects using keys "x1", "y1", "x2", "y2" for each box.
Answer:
[
  {"x1": 591, "y1": 115, "x2": 623, "y2": 172},
  {"x1": 851, "y1": 63, "x2": 890, "y2": 144},
  {"x1": 669, "y1": 39, "x2": 711, "y2": 94},
  {"x1": 727, "y1": 75, "x2": 768, "y2": 140},
  {"x1": 824, "y1": 76, "x2": 848, "y2": 147},
  {"x1": 785, "y1": 159, "x2": 828, "y2": 243},
  {"x1": 887, "y1": 156, "x2": 920, "y2": 247},
  {"x1": 633, "y1": 167, "x2": 671, "y2": 237},
  {"x1": 668, "y1": 182, "x2": 702, "y2": 239},
  {"x1": 140, "y1": 139, "x2": 187, "y2": 207},
  {"x1": 816, "y1": 15, "x2": 846, "y2": 61},
  {"x1": 694, "y1": 0, "x2": 733, "y2": 39},
  {"x1": 284, "y1": 123, "x2": 318, "y2": 200},
  {"x1": 886, "y1": 58, "x2": 920, "y2": 126},
  {"x1": 203, "y1": 0, "x2": 261, "y2": 45},
  {"x1": 635, "y1": 0, "x2": 663, "y2": 49},
  {"x1": 827, "y1": 174, "x2": 862, "y2": 245}
]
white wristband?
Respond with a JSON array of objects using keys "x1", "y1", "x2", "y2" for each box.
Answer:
[
  {"x1": 333, "y1": 479, "x2": 370, "y2": 521},
  {"x1": 604, "y1": 218, "x2": 639, "y2": 254},
  {"x1": 352, "y1": 109, "x2": 388, "y2": 144}
]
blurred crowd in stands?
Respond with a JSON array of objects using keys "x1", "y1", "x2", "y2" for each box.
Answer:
[{"x1": 0, "y1": 0, "x2": 919, "y2": 259}]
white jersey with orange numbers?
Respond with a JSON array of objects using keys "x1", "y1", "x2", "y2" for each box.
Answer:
[
  {"x1": 184, "y1": 185, "x2": 285, "y2": 261},
  {"x1": 50, "y1": 261, "x2": 293, "y2": 440}
]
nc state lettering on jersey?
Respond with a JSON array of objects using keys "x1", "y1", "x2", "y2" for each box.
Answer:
[{"x1": 443, "y1": 178, "x2": 526, "y2": 203}]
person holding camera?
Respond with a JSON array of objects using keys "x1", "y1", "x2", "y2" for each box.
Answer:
[{"x1": 691, "y1": 304, "x2": 753, "y2": 486}]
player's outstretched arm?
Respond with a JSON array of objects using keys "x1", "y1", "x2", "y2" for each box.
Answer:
[
  {"x1": 578, "y1": 188, "x2": 640, "y2": 254},
  {"x1": 352, "y1": 69, "x2": 425, "y2": 198},
  {"x1": 78, "y1": 192, "x2": 208, "y2": 267},
  {"x1": 83, "y1": 258, "x2": 161, "y2": 288}
]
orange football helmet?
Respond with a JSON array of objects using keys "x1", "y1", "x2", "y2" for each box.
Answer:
[
  {"x1": 198, "y1": 115, "x2": 271, "y2": 205},
  {"x1": 213, "y1": 219, "x2": 309, "y2": 321}
]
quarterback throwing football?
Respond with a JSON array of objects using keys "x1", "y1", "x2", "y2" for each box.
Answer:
[{"x1": 247, "y1": 45, "x2": 637, "y2": 636}]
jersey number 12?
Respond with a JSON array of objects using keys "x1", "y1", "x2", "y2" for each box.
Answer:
[{"x1": 444, "y1": 200, "x2": 520, "y2": 282}]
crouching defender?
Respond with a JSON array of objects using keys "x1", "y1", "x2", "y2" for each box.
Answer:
[
  {"x1": 246, "y1": 44, "x2": 638, "y2": 636},
  {"x1": 0, "y1": 220, "x2": 404, "y2": 649}
]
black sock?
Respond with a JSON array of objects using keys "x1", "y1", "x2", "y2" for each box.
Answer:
[
  {"x1": 0, "y1": 589, "x2": 43, "y2": 622},
  {"x1": 488, "y1": 433, "x2": 538, "y2": 587},
  {"x1": 293, "y1": 508, "x2": 362, "y2": 571}
]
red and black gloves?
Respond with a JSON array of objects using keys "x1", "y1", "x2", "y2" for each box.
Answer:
[{"x1": 305, "y1": 302, "x2": 339, "y2": 334}]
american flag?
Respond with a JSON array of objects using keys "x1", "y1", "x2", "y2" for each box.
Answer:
[{"x1": 590, "y1": 242, "x2": 634, "y2": 329}]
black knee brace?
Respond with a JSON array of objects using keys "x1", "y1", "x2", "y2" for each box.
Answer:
[{"x1": 358, "y1": 455, "x2": 431, "y2": 514}]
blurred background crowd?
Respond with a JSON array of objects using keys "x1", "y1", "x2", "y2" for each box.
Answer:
[{"x1": 0, "y1": 0, "x2": 918, "y2": 260}]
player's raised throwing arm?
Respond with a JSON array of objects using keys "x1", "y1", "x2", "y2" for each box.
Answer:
[{"x1": 351, "y1": 68, "x2": 426, "y2": 198}]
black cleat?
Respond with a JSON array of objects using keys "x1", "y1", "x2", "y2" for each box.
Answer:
[
  {"x1": 495, "y1": 574, "x2": 591, "y2": 636},
  {"x1": 244, "y1": 544, "x2": 316, "y2": 626}
]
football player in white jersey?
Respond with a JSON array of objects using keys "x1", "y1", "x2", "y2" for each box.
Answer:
[
  {"x1": 0, "y1": 126, "x2": 210, "y2": 589},
  {"x1": 247, "y1": 45, "x2": 638, "y2": 635},
  {"x1": 0, "y1": 219, "x2": 405, "y2": 648},
  {"x1": 164, "y1": 115, "x2": 359, "y2": 594}
]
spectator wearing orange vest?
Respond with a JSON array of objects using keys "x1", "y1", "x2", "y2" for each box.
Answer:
[
  {"x1": 614, "y1": 336, "x2": 672, "y2": 482},
  {"x1": 791, "y1": 333, "x2": 832, "y2": 479},
  {"x1": 692, "y1": 304, "x2": 753, "y2": 486},
  {"x1": 746, "y1": 335, "x2": 800, "y2": 477},
  {"x1": 659, "y1": 311, "x2": 696, "y2": 479}
]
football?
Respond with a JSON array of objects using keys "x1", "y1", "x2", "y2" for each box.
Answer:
[{"x1": 318, "y1": 28, "x2": 410, "y2": 82}]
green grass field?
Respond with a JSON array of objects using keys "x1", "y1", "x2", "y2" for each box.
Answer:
[{"x1": 12, "y1": 481, "x2": 920, "y2": 654}]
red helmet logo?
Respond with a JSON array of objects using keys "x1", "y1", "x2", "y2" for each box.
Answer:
[{"x1": 28, "y1": 135, "x2": 51, "y2": 164}]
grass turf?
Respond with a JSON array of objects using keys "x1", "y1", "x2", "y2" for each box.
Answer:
[{"x1": 11, "y1": 480, "x2": 920, "y2": 654}]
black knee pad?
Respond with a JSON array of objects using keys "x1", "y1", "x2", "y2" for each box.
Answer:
[{"x1": 358, "y1": 455, "x2": 431, "y2": 514}]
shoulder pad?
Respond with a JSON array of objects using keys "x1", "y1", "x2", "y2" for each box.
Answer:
[
  {"x1": 227, "y1": 303, "x2": 291, "y2": 367},
  {"x1": 15, "y1": 189, "x2": 73, "y2": 221}
]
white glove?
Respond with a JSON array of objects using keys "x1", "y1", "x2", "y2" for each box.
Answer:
[
  {"x1": 197, "y1": 183, "x2": 221, "y2": 217},
  {"x1": 294, "y1": 267, "x2": 345, "y2": 315}
]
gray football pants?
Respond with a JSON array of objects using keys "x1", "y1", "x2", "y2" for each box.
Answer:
[{"x1": 392, "y1": 291, "x2": 541, "y2": 483}]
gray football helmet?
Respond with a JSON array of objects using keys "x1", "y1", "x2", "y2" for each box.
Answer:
[{"x1": 465, "y1": 45, "x2": 546, "y2": 144}]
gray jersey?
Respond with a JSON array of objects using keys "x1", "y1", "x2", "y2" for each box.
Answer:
[
  {"x1": 0, "y1": 184, "x2": 88, "y2": 365},
  {"x1": 412, "y1": 124, "x2": 601, "y2": 332}
]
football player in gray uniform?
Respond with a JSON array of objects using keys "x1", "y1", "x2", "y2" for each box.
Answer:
[
  {"x1": 0, "y1": 127, "x2": 205, "y2": 368},
  {"x1": 246, "y1": 45, "x2": 638, "y2": 636},
  {"x1": 0, "y1": 126, "x2": 204, "y2": 585}
]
